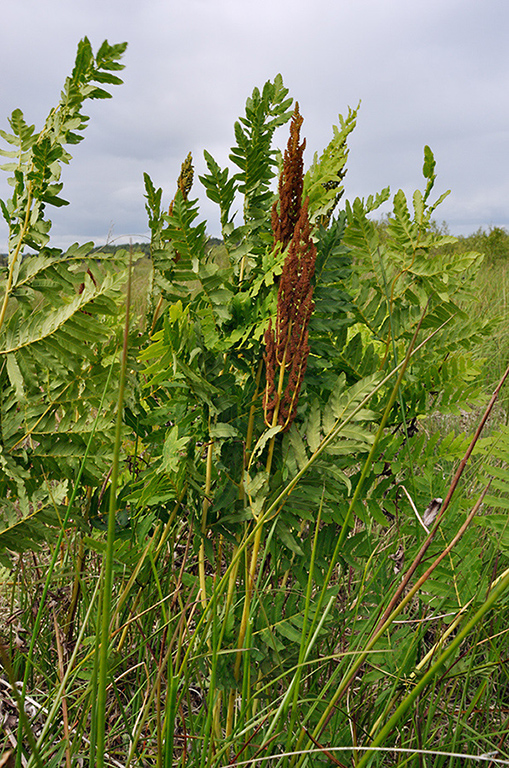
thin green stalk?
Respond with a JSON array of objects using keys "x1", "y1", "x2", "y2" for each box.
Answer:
[
  {"x1": 0, "y1": 184, "x2": 33, "y2": 334},
  {"x1": 224, "y1": 357, "x2": 262, "y2": 738},
  {"x1": 95, "y1": 249, "x2": 132, "y2": 767},
  {"x1": 0, "y1": 642, "x2": 44, "y2": 768},
  {"x1": 163, "y1": 663, "x2": 179, "y2": 768},
  {"x1": 226, "y1": 521, "x2": 278, "y2": 741},
  {"x1": 124, "y1": 595, "x2": 201, "y2": 767},
  {"x1": 284, "y1": 492, "x2": 325, "y2": 753},
  {"x1": 261, "y1": 594, "x2": 338, "y2": 754},
  {"x1": 199, "y1": 440, "x2": 214, "y2": 610},
  {"x1": 201, "y1": 606, "x2": 223, "y2": 768},
  {"x1": 245, "y1": 357, "x2": 264, "y2": 467},
  {"x1": 377, "y1": 245, "x2": 419, "y2": 506},
  {"x1": 447, "y1": 627, "x2": 483, "y2": 768},
  {"x1": 229, "y1": 348, "x2": 289, "y2": 731}
]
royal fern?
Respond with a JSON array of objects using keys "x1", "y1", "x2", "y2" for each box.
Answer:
[{"x1": 0, "y1": 39, "x2": 128, "y2": 558}]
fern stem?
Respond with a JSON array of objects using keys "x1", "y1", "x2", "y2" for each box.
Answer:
[
  {"x1": 245, "y1": 357, "x2": 264, "y2": 468},
  {"x1": 65, "y1": 524, "x2": 88, "y2": 643},
  {"x1": 284, "y1": 494, "x2": 324, "y2": 753},
  {"x1": 150, "y1": 293, "x2": 165, "y2": 335},
  {"x1": 379, "y1": 232, "x2": 421, "y2": 369},
  {"x1": 0, "y1": 183, "x2": 33, "y2": 334},
  {"x1": 265, "y1": 324, "x2": 291, "y2": 473},
  {"x1": 52, "y1": 609, "x2": 72, "y2": 768},
  {"x1": 225, "y1": 358, "x2": 264, "y2": 737},
  {"x1": 199, "y1": 440, "x2": 214, "y2": 610}
]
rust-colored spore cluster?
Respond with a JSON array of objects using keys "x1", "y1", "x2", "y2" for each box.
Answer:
[
  {"x1": 271, "y1": 104, "x2": 306, "y2": 249},
  {"x1": 264, "y1": 104, "x2": 316, "y2": 433}
]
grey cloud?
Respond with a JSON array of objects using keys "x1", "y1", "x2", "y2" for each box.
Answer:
[{"x1": 1, "y1": 0, "x2": 508, "y2": 250}]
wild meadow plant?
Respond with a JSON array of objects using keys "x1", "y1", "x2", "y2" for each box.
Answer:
[{"x1": 1, "y1": 38, "x2": 509, "y2": 768}]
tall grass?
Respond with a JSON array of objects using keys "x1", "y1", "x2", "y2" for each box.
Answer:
[{"x1": 475, "y1": 256, "x2": 509, "y2": 411}]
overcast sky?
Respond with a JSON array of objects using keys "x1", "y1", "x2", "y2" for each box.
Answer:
[{"x1": 1, "y1": 0, "x2": 508, "y2": 251}]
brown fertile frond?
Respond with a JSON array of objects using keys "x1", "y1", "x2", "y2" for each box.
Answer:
[
  {"x1": 271, "y1": 103, "x2": 306, "y2": 249},
  {"x1": 264, "y1": 198, "x2": 317, "y2": 432}
]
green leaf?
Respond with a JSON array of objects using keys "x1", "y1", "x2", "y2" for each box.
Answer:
[
  {"x1": 251, "y1": 426, "x2": 283, "y2": 463},
  {"x1": 288, "y1": 424, "x2": 308, "y2": 472},
  {"x1": 210, "y1": 423, "x2": 239, "y2": 439},
  {"x1": 157, "y1": 427, "x2": 190, "y2": 474},
  {"x1": 422, "y1": 145, "x2": 435, "y2": 180},
  {"x1": 306, "y1": 400, "x2": 322, "y2": 454},
  {"x1": 303, "y1": 104, "x2": 359, "y2": 224}
]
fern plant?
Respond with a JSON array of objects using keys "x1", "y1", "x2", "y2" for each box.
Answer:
[
  {"x1": 0, "y1": 38, "x2": 129, "y2": 560},
  {"x1": 135, "y1": 87, "x2": 493, "y2": 572}
]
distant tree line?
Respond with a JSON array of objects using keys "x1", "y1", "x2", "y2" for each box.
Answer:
[
  {"x1": 455, "y1": 226, "x2": 509, "y2": 261},
  {"x1": 0, "y1": 236, "x2": 225, "y2": 266}
]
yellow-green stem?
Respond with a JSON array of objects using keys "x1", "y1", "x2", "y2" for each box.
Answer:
[
  {"x1": 225, "y1": 360, "x2": 264, "y2": 736},
  {"x1": 245, "y1": 358, "x2": 264, "y2": 468},
  {"x1": 199, "y1": 441, "x2": 214, "y2": 610},
  {"x1": 0, "y1": 185, "x2": 33, "y2": 334},
  {"x1": 225, "y1": 548, "x2": 241, "y2": 738},
  {"x1": 150, "y1": 294, "x2": 164, "y2": 336}
]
